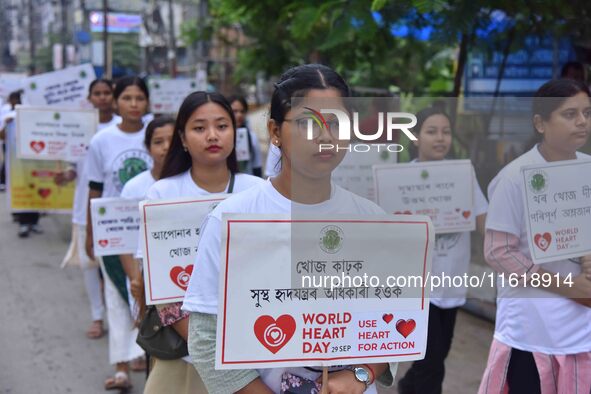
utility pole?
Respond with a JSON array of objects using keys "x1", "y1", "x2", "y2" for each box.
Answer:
[
  {"x1": 195, "y1": 0, "x2": 208, "y2": 89},
  {"x1": 167, "y1": 0, "x2": 177, "y2": 77},
  {"x1": 61, "y1": 0, "x2": 68, "y2": 68},
  {"x1": 28, "y1": 0, "x2": 36, "y2": 74},
  {"x1": 102, "y1": 0, "x2": 110, "y2": 78}
]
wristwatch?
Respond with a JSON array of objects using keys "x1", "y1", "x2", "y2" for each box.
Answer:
[{"x1": 345, "y1": 365, "x2": 371, "y2": 389}]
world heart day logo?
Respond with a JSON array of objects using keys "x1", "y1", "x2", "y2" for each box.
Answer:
[
  {"x1": 534, "y1": 232, "x2": 552, "y2": 252},
  {"x1": 169, "y1": 265, "x2": 193, "y2": 291},
  {"x1": 30, "y1": 141, "x2": 46, "y2": 154},
  {"x1": 253, "y1": 315, "x2": 296, "y2": 354}
]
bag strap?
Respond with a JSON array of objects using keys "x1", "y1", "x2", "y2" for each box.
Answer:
[{"x1": 227, "y1": 172, "x2": 235, "y2": 193}]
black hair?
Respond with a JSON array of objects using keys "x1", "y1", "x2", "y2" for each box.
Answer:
[
  {"x1": 8, "y1": 90, "x2": 21, "y2": 105},
  {"x1": 228, "y1": 95, "x2": 249, "y2": 113},
  {"x1": 88, "y1": 78, "x2": 114, "y2": 96},
  {"x1": 533, "y1": 78, "x2": 590, "y2": 120},
  {"x1": 113, "y1": 76, "x2": 149, "y2": 101},
  {"x1": 408, "y1": 106, "x2": 454, "y2": 160},
  {"x1": 159, "y1": 91, "x2": 238, "y2": 179},
  {"x1": 269, "y1": 64, "x2": 351, "y2": 125},
  {"x1": 528, "y1": 78, "x2": 591, "y2": 146},
  {"x1": 145, "y1": 116, "x2": 175, "y2": 149},
  {"x1": 560, "y1": 61, "x2": 586, "y2": 79}
]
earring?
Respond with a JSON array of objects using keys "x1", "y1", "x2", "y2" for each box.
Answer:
[
  {"x1": 183, "y1": 146, "x2": 188, "y2": 152},
  {"x1": 274, "y1": 139, "x2": 280, "y2": 146}
]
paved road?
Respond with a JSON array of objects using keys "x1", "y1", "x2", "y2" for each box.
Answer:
[
  {"x1": 0, "y1": 191, "x2": 494, "y2": 394},
  {"x1": 0, "y1": 193, "x2": 146, "y2": 394}
]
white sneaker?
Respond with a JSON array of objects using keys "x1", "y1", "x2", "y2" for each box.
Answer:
[
  {"x1": 18, "y1": 225, "x2": 29, "y2": 238},
  {"x1": 29, "y1": 224, "x2": 43, "y2": 234}
]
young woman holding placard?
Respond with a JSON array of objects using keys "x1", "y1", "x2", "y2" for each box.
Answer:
[
  {"x1": 141, "y1": 91, "x2": 264, "y2": 394},
  {"x1": 85, "y1": 76, "x2": 152, "y2": 391},
  {"x1": 478, "y1": 79, "x2": 591, "y2": 393},
  {"x1": 58, "y1": 78, "x2": 121, "y2": 340},
  {"x1": 397, "y1": 107, "x2": 488, "y2": 394},
  {"x1": 182, "y1": 64, "x2": 395, "y2": 394}
]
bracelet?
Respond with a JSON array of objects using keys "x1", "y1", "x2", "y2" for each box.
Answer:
[{"x1": 361, "y1": 364, "x2": 375, "y2": 384}]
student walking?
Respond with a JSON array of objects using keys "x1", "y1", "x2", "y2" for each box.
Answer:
[
  {"x1": 478, "y1": 79, "x2": 591, "y2": 394},
  {"x1": 183, "y1": 64, "x2": 397, "y2": 394},
  {"x1": 85, "y1": 76, "x2": 152, "y2": 391},
  {"x1": 141, "y1": 91, "x2": 264, "y2": 394},
  {"x1": 398, "y1": 107, "x2": 488, "y2": 394}
]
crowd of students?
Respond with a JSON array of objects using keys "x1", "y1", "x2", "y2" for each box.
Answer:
[{"x1": 1, "y1": 62, "x2": 590, "y2": 394}]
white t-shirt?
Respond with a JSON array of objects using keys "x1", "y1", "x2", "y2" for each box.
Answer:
[
  {"x1": 120, "y1": 170, "x2": 155, "y2": 200},
  {"x1": 86, "y1": 123, "x2": 153, "y2": 198},
  {"x1": 146, "y1": 170, "x2": 264, "y2": 201},
  {"x1": 239, "y1": 127, "x2": 263, "y2": 175},
  {"x1": 486, "y1": 145, "x2": 591, "y2": 354},
  {"x1": 141, "y1": 170, "x2": 265, "y2": 260},
  {"x1": 182, "y1": 180, "x2": 385, "y2": 393},
  {"x1": 408, "y1": 159, "x2": 488, "y2": 308},
  {"x1": 430, "y1": 168, "x2": 488, "y2": 309},
  {"x1": 72, "y1": 116, "x2": 121, "y2": 225}
]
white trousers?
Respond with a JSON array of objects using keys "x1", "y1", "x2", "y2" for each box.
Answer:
[{"x1": 99, "y1": 257, "x2": 144, "y2": 364}]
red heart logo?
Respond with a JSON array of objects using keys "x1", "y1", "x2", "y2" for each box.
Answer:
[
  {"x1": 382, "y1": 313, "x2": 394, "y2": 324},
  {"x1": 169, "y1": 265, "x2": 194, "y2": 291},
  {"x1": 534, "y1": 232, "x2": 552, "y2": 252},
  {"x1": 30, "y1": 140, "x2": 45, "y2": 153},
  {"x1": 462, "y1": 210, "x2": 471, "y2": 219},
  {"x1": 37, "y1": 188, "x2": 51, "y2": 199},
  {"x1": 253, "y1": 315, "x2": 296, "y2": 354},
  {"x1": 98, "y1": 239, "x2": 109, "y2": 247},
  {"x1": 396, "y1": 319, "x2": 416, "y2": 338}
]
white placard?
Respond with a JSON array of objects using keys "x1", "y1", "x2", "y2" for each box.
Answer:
[
  {"x1": 140, "y1": 196, "x2": 228, "y2": 304},
  {"x1": 521, "y1": 159, "x2": 591, "y2": 264},
  {"x1": 216, "y1": 214, "x2": 434, "y2": 369},
  {"x1": 0, "y1": 73, "x2": 26, "y2": 99},
  {"x1": 16, "y1": 106, "x2": 98, "y2": 161},
  {"x1": 148, "y1": 78, "x2": 197, "y2": 114},
  {"x1": 22, "y1": 64, "x2": 96, "y2": 108},
  {"x1": 332, "y1": 147, "x2": 398, "y2": 201},
  {"x1": 373, "y1": 160, "x2": 475, "y2": 234},
  {"x1": 90, "y1": 197, "x2": 142, "y2": 256},
  {"x1": 235, "y1": 127, "x2": 251, "y2": 162}
]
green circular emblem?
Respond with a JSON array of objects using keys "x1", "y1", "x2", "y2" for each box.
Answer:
[
  {"x1": 319, "y1": 225, "x2": 344, "y2": 254},
  {"x1": 190, "y1": 82, "x2": 196, "y2": 88},
  {"x1": 421, "y1": 170, "x2": 429, "y2": 180},
  {"x1": 30, "y1": 82, "x2": 37, "y2": 90},
  {"x1": 80, "y1": 70, "x2": 87, "y2": 78},
  {"x1": 118, "y1": 157, "x2": 148, "y2": 186},
  {"x1": 98, "y1": 207, "x2": 106, "y2": 215},
  {"x1": 154, "y1": 83, "x2": 160, "y2": 89},
  {"x1": 528, "y1": 171, "x2": 548, "y2": 194},
  {"x1": 380, "y1": 150, "x2": 390, "y2": 161},
  {"x1": 53, "y1": 112, "x2": 61, "y2": 120}
]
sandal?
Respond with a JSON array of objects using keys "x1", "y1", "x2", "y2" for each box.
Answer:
[
  {"x1": 104, "y1": 371, "x2": 132, "y2": 391},
  {"x1": 130, "y1": 356, "x2": 147, "y2": 372},
  {"x1": 86, "y1": 320, "x2": 104, "y2": 339}
]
